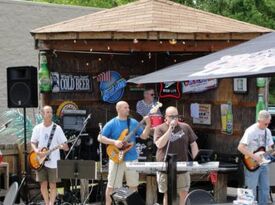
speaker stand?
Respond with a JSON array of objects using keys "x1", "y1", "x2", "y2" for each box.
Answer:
[{"x1": 18, "y1": 108, "x2": 32, "y2": 204}]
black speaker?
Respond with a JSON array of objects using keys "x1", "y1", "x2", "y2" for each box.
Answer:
[
  {"x1": 111, "y1": 187, "x2": 145, "y2": 205},
  {"x1": 7, "y1": 66, "x2": 38, "y2": 108}
]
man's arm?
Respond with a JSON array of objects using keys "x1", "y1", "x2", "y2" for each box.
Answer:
[
  {"x1": 139, "y1": 116, "x2": 151, "y2": 140},
  {"x1": 154, "y1": 126, "x2": 172, "y2": 149},
  {"x1": 190, "y1": 141, "x2": 199, "y2": 159},
  {"x1": 238, "y1": 143, "x2": 262, "y2": 164},
  {"x1": 98, "y1": 135, "x2": 124, "y2": 148}
]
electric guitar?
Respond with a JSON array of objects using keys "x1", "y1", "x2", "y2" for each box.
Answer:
[
  {"x1": 106, "y1": 102, "x2": 162, "y2": 164},
  {"x1": 242, "y1": 146, "x2": 275, "y2": 172},
  {"x1": 28, "y1": 136, "x2": 76, "y2": 170}
]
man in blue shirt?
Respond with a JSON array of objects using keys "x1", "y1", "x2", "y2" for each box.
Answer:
[{"x1": 98, "y1": 101, "x2": 151, "y2": 205}]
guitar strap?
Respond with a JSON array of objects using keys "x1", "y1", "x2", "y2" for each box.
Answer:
[
  {"x1": 46, "y1": 123, "x2": 57, "y2": 150},
  {"x1": 264, "y1": 128, "x2": 267, "y2": 147},
  {"x1": 127, "y1": 118, "x2": 131, "y2": 134}
]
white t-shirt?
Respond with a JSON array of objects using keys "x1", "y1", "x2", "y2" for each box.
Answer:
[
  {"x1": 31, "y1": 122, "x2": 67, "y2": 168},
  {"x1": 240, "y1": 123, "x2": 274, "y2": 152}
]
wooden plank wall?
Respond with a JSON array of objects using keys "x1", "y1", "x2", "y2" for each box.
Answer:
[{"x1": 44, "y1": 51, "x2": 257, "y2": 155}]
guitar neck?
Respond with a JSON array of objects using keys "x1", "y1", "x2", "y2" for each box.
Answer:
[{"x1": 124, "y1": 119, "x2": 145, "y2": 142}]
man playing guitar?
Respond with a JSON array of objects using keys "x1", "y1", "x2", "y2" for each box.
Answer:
[
  {"x1": 98, "y1": 101, "x2": 151, "y2": 205},
  {"x1": 238, "y1": 110, "x2": 274, "y2": 205},
  {"x1": 31, "y1": 105, "x2": 69, "y2": 205}
]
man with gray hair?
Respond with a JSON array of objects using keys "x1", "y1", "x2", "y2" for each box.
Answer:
[{"x1": 238, "y1": 110, "x2": 274, "y2": 205}]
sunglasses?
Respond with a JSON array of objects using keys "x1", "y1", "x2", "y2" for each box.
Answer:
[{"x1": 167, "y1": 115, "x2": 179, "y2": 119}]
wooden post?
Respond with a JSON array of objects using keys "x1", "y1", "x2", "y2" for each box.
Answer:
[
  {"x1": 214, "y1": 173, "x2": 228, "y2": 203},
  {"x1": 146, "y1": 175, "x2": 158, "y2": 205},
  {"x1": 80, "y1": 179, "x2": 89, "y2": 203}
]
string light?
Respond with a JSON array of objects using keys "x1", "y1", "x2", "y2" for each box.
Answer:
[
  {"x1": 173, "y1": 59, "x2": 177, "y2": 63},
  {"x1": 90, "y1": 48, "x2": 93, "y2": 52},
  {"x1": 73, "y1": 40, "x2": 77, "y2": 43},
  {"x1": 182, "y1": 41, "x2": 186, "y2": 45},
  {"x1": 98, "y1": 58, "x2": 102, "y2": 61},
  {"x1": 107, "y1": 46, "x2": 110, "y2": 50},
  {"x1": 148, "y1": 52, "x2": 151, "y2": 59},
  {"x1": 86, "y1": 62, "x2": 89, "y2": 66},
  {"x1": 159, "y1": 41, "x2": 163, "y2": 44},
  {"x1": 141, "y1": 60, "x2": 144, "y2": 63},
  {"x1": 169, "y1": 39, "x2": 177, "y2": 45},
  {"x1": 133, "y1": 39, "x2": 139, "y2": 44}
]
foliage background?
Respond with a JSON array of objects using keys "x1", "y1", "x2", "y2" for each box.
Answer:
[{"x1": 33, "y1": 0, "x2": 275, "y2": 29}]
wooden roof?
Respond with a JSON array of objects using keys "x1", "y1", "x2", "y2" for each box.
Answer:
[{"x1": 31, "y1": 0, "x2": 272, "y2": 40}]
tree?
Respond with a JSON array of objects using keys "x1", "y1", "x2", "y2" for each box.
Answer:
[{"x1": 34, "y1": 0, "x2": 274, "y2": 28}]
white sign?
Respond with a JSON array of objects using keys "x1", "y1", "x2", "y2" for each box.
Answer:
[
  {"x1": 51, "y1": 72, "x2": 92, "y2": 93},
  {"x1": 193, "y1": 104, "x2": 211, "y2": 125},
  {"x1": 182, "y1": 79, "x2": 217, "y2": 93}
]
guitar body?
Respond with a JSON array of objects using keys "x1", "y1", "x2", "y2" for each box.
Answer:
[
  {"x1": 107, "y1": 129, "x2": 134, "y2": 163},
  {"x1": 28, "y1": 147, "x2": 48, "y2": 171},
  {"x1": 242, "y1": 146, "x2": 266, "y2": 172}
]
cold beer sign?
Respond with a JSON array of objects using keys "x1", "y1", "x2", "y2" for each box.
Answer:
[{"x1": 51, "y1": 72, "x2": 92, "y2": 93}]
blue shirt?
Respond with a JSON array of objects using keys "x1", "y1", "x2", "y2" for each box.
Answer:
[{"x1": 102, "y1": 117, "x2": 143, "y2": 161}]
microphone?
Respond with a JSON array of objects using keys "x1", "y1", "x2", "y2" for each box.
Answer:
[{"x1": 83, "y1": 114, "x2": 92, "y2": 125}]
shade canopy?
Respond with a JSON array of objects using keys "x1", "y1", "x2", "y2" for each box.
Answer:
[{"x1": 128, "y1": 32, "x2": 275, "y2": 84}]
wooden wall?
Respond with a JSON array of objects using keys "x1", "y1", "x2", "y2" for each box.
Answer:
[{"x1": 43, "y1": 50, "x2": 258, "y2": 155}]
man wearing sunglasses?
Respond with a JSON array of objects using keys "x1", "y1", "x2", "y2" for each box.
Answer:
[
  {"x1": 238, "y1": 110, "x2": 274, "y2": 205},
  {"x1": 136, "y1": 88, "x2": 161, "y2": 117},
  {"x1": 154, "y1": 106, "x2": 199, "y2": 205}
]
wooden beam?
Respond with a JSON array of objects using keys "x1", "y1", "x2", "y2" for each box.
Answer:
[
  {"x1": 36, "y1": 39, "x2": 244, "y2": 52},
  {"x1": 32, "y1": 31, "x2": 266, "y2": 41}
]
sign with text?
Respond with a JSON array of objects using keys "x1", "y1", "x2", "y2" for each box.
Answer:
[
  {"x1": 182, "y1": 79, "x2": 217, "y2": 93},
  {"x1": 51, "y1": 72, "x2": 92, "y2": 93},
  {"x1": 192, "y1": 104, "x2": 211, "y2": 125},
  {"x1": 159, "y1": 82, "x2": 181, "y2": 99}
]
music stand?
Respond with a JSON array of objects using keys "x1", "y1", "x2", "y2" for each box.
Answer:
[
  {"x1": 193, "y1": 149, "x2": 213, "y2": 163},
  {"x1": 57, "y1": 160, "x2": 96, "y2": 204}
]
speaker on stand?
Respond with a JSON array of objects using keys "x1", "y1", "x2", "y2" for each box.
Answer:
[
  {"x1": 7, "y1": 66, "x2": 38, "y2": 204},
  {"x1": 7, "y1": 66, "x2": 38, "y2": 108}
]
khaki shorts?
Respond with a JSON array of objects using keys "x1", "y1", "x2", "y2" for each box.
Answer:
[
  {"x1": 36, "y1": 167, "x2": 59, "y2": 183},
  {"x1": 107, "y1": 160, "x2": 139, "y2": 188},
  {"x1": 157, "y1": 172, "x2": 190, "y2": 193}
]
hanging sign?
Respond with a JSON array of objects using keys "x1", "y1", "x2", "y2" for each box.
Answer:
[
  {"x1": 192, "y1": 104, "x2": 211, "y2": 125},
  {"x1": 51, "y1": 72, "x2": 92, "y2": 93},
  {"x1": 100, "y1": 71, "x2": 127, "y2": 103},
  {"x1": 159, "y1": 82, "x2": 181, "y2": 99},
  {"x1": 182, "y1": 79, "x2": 217, "y2": 93}
]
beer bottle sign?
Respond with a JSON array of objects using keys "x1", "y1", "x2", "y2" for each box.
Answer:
[
  {"x1": 256, "y1": 94, "x2": 266, "y2": 121},
  {"x1": 38, "y1": 52, "x2": 51, "y2": 93},
  {"x1": 226, "y1": 102, "x2": 233, "y2": 135}
]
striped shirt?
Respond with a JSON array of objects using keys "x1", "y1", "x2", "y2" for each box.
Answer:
[{"x1": 136, "y1": 100, "x2": 162, "y2": 117}]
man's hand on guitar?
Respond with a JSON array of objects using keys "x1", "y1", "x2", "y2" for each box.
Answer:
[
  {"x1": 253, "y1": 154, "x2": 262, "y2": 164},
  {"x1": 36, "y1": 150, "x2": 47, "y2": 158},
  {"x1": 114, "y1": 140, "x2": 123, "y2": 148}
]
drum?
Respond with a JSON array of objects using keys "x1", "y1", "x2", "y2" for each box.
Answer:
[{"x1": 150, "y1": 114, "x2": 163, "y2": 128}]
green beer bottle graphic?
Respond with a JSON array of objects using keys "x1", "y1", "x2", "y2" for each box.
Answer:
[
  {"x1": 39, "y1": 51, "x2": 51, "y2": 93},
  {"x1": 226, "y1": 101, "x2": 233, "y2": 135},
  {"x1": 256, "y1": 94, "x2": 265, "y2": 121}
]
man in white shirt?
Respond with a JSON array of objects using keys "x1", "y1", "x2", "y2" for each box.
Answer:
[
  {"x1": 31, "y1": 105, "x2": 69, "y2": 205},
  {"x1": 238, "y1": 110, "x2": 274, "y2": 205}
]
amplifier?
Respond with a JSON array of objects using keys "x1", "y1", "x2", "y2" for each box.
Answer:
[
  {"x1": 62, "y1": 110, "x2": 86, "y2": 131},
  {"x1": 111, "y1": 187, "x2": 145, "y2": 205}
]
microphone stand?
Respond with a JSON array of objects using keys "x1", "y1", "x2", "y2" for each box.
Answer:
[
  {"x1": 65, "y1": 115, "x2": 89, "y2": 204},
  {"x1": 65, "y1": 116, "x2": 89, "y2": 160},
  {"x1": 98, "y1": 123, "x2": 104, "y2": 205}
]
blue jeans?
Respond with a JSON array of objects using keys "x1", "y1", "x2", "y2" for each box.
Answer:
[{"x1": 244, "y1": 165, "x2": 270, "y2": 205}]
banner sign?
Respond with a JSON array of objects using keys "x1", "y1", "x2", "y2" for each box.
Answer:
[
  {"x1": 182, "y1": 79, "x2": 217, "y2": 93},
  {"x1": 51, "y1": 72, "x2": 92, "y2": 93},
  {"x1": 100, "y1": 71, "x2": 127, "y2": 103}
]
